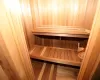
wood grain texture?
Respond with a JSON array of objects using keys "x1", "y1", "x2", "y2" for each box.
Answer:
[
  {"x1": 34, "y1": 35, "x2": 87, "y2": 49},
  {"x1": 0, "y1": 0, "x2": 34, "y2": 79},
  {"x1": 0, "y1": 65, "x2": 8, "y2": 80},
  {"x1": 56, "y1": 65, "x2": 79, "y2": 80},
  {"x1": 41, "y1": 63, "x2": 51, "y2": 80},
  {"x1": 31, "y1": 59, "x2": 57, "y2": 80},
  {"x1": 20, "y1": 0, "x2": 35, "y2": 51},
  {"x1": 31, "y1": 60, "x2": 44, "y2": 80},
  {"x1": 35, "y1": 36, "x2": 79, "y2": 50},
  {"x1": 48, "y1": 64, "x2": 55, "y2": 80},
  {"x1": 91, "y1": 53, "x2": 100, "y2": 80},
  {"x1": 33, "y1": 32, "x2": 90, "y2": 38},
  {"x1": 78, "y1": 0, "x2": 100, "y2": 79},
  {"x1": 38, "y1": 63, "x2": 46, "y2": 80},
  {"x1": 30, "y1": 0, "x2": 98, "y2": 33},
  {"x1": 31, "y1": 59, "x2": 79, "y2": 80},
  {"x1": 30, "y1": 45, "x2": 81, "y2": 66},
  {"x1": 0, "y1": 33, "x2": 21, "y2": 80}
]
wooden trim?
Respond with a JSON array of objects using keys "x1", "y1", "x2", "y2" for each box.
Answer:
[
  {"x1": 77, "y1": 0, "x2": 100, "y2": 79},
  {"x1": 33, "y1": 32, "x2": 89, "y2": 38}
]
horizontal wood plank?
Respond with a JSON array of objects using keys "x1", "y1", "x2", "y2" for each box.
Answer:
[{"x1": 33, "y1": 29, "x2": 90, "y2": 38}]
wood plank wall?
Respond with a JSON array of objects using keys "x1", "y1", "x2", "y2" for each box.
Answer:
[
  {"x1": 0, "y1": 0, "x2": 34, "y2": 79},
  {"x1": 35, "y1": 35, "x2": 88, "y2": 50},
  {"x1": 20, "y1": 0, "x2": 35, "y2": 51},
  {"x1": 77, "y1": 0, "x2": 100, "y2": 79},
  {"x1": 31, "y1": 0, "x2": 98, "y2": 30}
]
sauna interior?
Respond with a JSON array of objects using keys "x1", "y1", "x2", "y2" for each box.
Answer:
[{"x1": 22, "y1": 0, "x2": 98, "y2": 80}]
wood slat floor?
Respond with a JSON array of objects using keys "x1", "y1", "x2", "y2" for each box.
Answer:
[
  {"x1": 30, "y1": 45, "x2": 81, "y2": 66},
  {"x1": 31, "y1": 60, "x2": 57, "y2": 80},
  {"x1": 56, "y1": 66, "x2": 79, "y2": 80},
  {"x1": 31, "y1": 59, "x2": 79, "y2": 80}
]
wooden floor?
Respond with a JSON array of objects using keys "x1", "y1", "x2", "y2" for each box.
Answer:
[
  {"x1": 31, "y1": 59, "x2": 79, "y2": 80},
  {"x1": 30, "y1": 45, "x2": 81, "y2": 66},
  {"x1": 56, "y1": 66, "x2": 79, "y2": 80},
  {"x1": 31, "y1": 60, "x2": 57, "y2": 80}
]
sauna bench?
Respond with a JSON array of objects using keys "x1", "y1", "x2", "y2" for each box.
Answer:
[
  {"x1": 32, "y1": 28, "x2": 90, "y2": 38},
  {"x1": 30, "y1": 45, "x2": 81, "y2": 66}
]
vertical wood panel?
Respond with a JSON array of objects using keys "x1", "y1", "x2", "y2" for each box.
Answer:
[
  {"x1": 78, "y1": 0, "x2": 100, "y2": 79},
  {"x1": 0, "y1": 0, "x2": 34, "y2": 79},
  {"x1": 31, "y1": 0, "x2": 98, "y2": 31},
  {"x1": 21, "y1": 0, "x2": 35, "y2": 51},
  {"x1": 0, "y1": 33, "x2": 22, "y2": 80},
  {"x1": 34, "y1": 36, "x2": 87, "y2": 50},
  {"x1": 84, "y1": 0, "x2": 98, "y2": 29}
]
